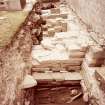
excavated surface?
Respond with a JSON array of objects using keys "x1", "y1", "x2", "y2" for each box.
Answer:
[
  {"x1": 34, "y1": 86, "x2": 85, "y2": 105},
  {"x1": 31, "y1": 1, "x2": 91, "y2": 105}
]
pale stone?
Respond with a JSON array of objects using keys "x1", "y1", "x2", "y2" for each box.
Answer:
[
  {"x1": 54, "y1": 26, "x2": 62, "y2": 32},
  {"x1": 48, "y1": 28, "x2": 55, "y2": 37},
  {"x1": 51, "y1": 8, "x2": 60, "y2": 14},
  {"x1": 21, "y1": 75, "x2": 37, "y2": 89}
]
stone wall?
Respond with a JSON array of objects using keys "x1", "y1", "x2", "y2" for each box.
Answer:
[{"x1": 66, "y1": 0, "x2": 105, "y2": 35}]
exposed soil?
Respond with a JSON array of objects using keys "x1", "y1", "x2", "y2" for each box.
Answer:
[{"x1": 34, "y1": 86, "x2": 86, "y2": 105}]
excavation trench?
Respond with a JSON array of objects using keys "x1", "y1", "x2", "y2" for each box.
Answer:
[
  {"x1": 1, "y1": 0, "x2": 105, "y2": 105},
  {"x1": 24, "y1": 81, "x2": 86, "y2": 105},
  {"x1": 22, "y1": 0, "x2": 91, "y2": 105}
]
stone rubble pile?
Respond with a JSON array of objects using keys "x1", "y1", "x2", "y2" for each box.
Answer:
[
  {"x1": 30, "y1": 2, "x2": 83, "y2": 88},
  {"x1": 30, "y1": 1, "x2": 105, "y2": 105},
  {"x1": 31, "y1": 2, "x2": 96, "y2": 74},
  {"x1": 41, "y1": 4, "x2": 68, "y2": 37},
  {"x1": 31, "y1": 31, "x2": 93, "y2": 73}
]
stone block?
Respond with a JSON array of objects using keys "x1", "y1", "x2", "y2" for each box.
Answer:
[
  {"x1": 69, "y1": 52, "x2": 85, "y2": 58},
  {"x1": 95, "y1": 67, "x2": 105, "y2": 93},
  {"x1": 60, "y1": 59, "x2": 82, "y2": 67},
  {"x1": 67, "y1": 44, "x2": 88, "y2": 53},
  {"x1": 31, "y1": 67, "x2": 50, "y2": 73},
  {"x1": 43, "y1": 13, "x2": 68, "y2": 19},
  {"x1": 89, "y1": 46, "x2": 105, "y2": 58},
  {"x1": 32, "y1": 73, "x2": 53, "y2": 81},
  {"x1": 51, "y1": 8, "x2": 60, "y2": 14},
  {"x1": 43, "y1": 31, "x2": 49, "y2": 37},
  {"x1": 51, "y1": 67, "x2": 66, "y2": 72},
  {"x1": 85, "y1": 54, "x2": 104, "y2": 67},
  {"x1": 42, "y1": 25, "x2": 48, "y2": 31},
  {"x1": 60, "y1": 21, "x2": 68, "y2": 32},
  {"x1": 51, "y1": 73, "x2": 65, "y2": 81},
  {"x1": 66, "y1": 66, "x2": 81, "y2": 71},
  {"x1": 60, "y1": 13, "x2": 68, "y2": 19},
  {"x1": 47, "y1": 19, "x2": 58, "y2": 27},
  {"x1": 54, "y1": 26, "x2": 62, "y2": 32},
  {"x1": 62, "y1": 72, "x2": 82, "y2": 80},
  {"x1": 48, "y1": 28, "x2": 55, "y2": 36}
]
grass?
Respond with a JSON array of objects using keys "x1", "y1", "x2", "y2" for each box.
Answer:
[{"x1": 0, "y1": 11, "x2": 28, "y2": 47}]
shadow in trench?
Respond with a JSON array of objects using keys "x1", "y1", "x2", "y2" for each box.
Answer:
[{"x1": 33, "y1": 86, "x2": 86, "y2": 105}]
